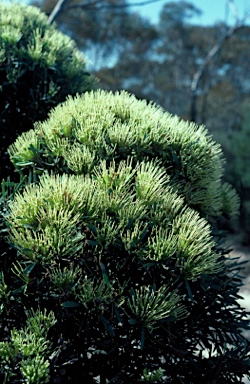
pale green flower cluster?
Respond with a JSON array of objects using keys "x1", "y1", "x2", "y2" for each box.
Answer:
[
  {"x1": 8, "y1": 90, "x2": 239, "y2": 217},
  {"x1": 6, "y1": 162, "x2": 222, "y2": 279},
  {"x1": 0, "y1": 309, "x2": 56, "y2": 383},
  {"x1": 0, "y1": 2, "x2": 93, "y2": 94}
]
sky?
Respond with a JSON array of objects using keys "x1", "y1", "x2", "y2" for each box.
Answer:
[
  {"x1": 131, "y1": 0, "x2": 250, "y2": 25},
  {"x1": 17, "y1": 0, "x2": 250, "y2": 26}
]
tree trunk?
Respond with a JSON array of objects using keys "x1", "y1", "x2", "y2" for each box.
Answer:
[{"x1": 189, "y1": 24, "x2": 241, "y2": 122}]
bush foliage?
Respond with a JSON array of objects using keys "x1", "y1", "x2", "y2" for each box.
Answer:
[
  {"x1": 8, "y1": 90, "x2": 239, "y2": 217},
  {"x1": 1, "y1": 90, "x2": 249, "y2": 383},
  {"x1": 0, "y1": 2, "x2": 95, "y2": 181}
]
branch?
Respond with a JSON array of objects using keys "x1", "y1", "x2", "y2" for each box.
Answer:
[
  {"x1": 228, "y1": 0, "x2": 239, "y2": 22},
  {"x1": 47, "y1": 0, "x2": 69, "y2": 24},
  {"x1": 190, "y1": 24, "x2": 241, "y2": 95},
  {"x1": 66, "y1": 0, "x2": 163, "y2": 10},
  {"x1": 47, "y1": 0, "x2": 162, "y2": 24},
  {"x1": 190, "y1": 0, "x2": 250, "y2": 122}
]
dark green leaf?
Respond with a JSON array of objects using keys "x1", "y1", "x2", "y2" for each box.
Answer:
[
  {"x1": 143, "y1": 262, "x2": 156, "y2": 269},
  {"x1": 11, "y1": 285, "x2": 27, "y2": 295},
  {"x1": 23, "y1": 262, "x2": 36, "y2": 275},
  {"x1": 126, "y1": 217, "x2": 133, "y2": 230},
  {"x1": 62, "y1": 301, "x2": 81, "y2": 308},
  {"x1": 100, "y1": 315, "x2": 115, "y2": 336},
  {"x1": 128, "y1": 318, "x2": 137, "y2": 325},
  {"x1": 87, "y1": 223, "x2": 97, "y2": 235},
  {"x1": 100, "y1": 262, "x2": 111, "y2": 287},
  {"x1": 141, "y1": 327, "x2": 145, "y2": 349},
  {"x1": 88, "y1": 240, "x2": 97, "y2": 246},
  {"x1": 185, "y1": 278, "x2": 194, "y2": 301},
  {"x1": 114, "y1": 305, "x2": 123, "y2": 324}
]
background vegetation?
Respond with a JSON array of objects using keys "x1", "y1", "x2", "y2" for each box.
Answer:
[{"x1": 33, "y1": 0, "x2": 250, "y2": 245}]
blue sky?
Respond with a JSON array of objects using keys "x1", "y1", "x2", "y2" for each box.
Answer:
[
  {"x1": 19, "y1": 0, "x2": 250, "y2": 25},
  {"x1": 131, "y1": 0, "x2": 250, "y2": 25}
]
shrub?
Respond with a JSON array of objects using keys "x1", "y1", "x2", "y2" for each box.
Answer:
[
  {"x1": 8, "y1": 90, "x2": 239, "y2": 218},
  {"x1": 1, "y1": 90, "x2": 249, "y2": 383},
  {"x1": 0, "y1": 2, "x2": 95, "y2": 181}
]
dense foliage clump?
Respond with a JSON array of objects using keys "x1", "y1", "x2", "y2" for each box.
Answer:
[
  {"x1": 0, "y1": 2, "x2": 95, "y2": 181},
  {"x1": 0, "y1": 91, "x2": 249, "y2": 383},
  {"x1": 8, "y1": 90, "x2": 239, "y2": 218}
]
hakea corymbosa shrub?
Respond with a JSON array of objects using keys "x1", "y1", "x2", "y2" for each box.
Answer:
[
  {"x1": 8, "y1": 90, "x2": 239, "y2": 218},
  {"x1": 0, "y1": 2, "x2": 95, "y2": 181},
  {"x1": 0, "y1": 91, "x2": 249, "y2": 383}
]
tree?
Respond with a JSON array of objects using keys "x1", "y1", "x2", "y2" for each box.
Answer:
[
  {"x1": 45, "y1": 0, "x2": 163, "y2": 24},
  {"x1": 33, "y1": 0, "x2": 250, "y2": 126},
  {"x1": 222, "y1": 98, "x2": 250, "y2": 242},
  {"x1": 32, "y1": 0, "x2": 161, "y2": 69},
  {"x1": 189, "y1": 0, "x2": 250, "y2": 123}
]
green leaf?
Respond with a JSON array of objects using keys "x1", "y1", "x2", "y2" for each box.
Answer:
[
  {"x1": 100, "y1": 315, "x2": 115, "y2": 336},
  {"x1": 23, "y1": 262, "x2": 36, "y2": 275},
  {"x1": 88, "y1": 240, "x2": 97, "y2": 247},
  {"x1": 114, "y1": 305, "x2": 123, "y2": 324},
  {"x1": 143, "y1": 262, "x2": 156, "y2": 269},
  {"x1": 130, "y1": 288, "x2": 135, "y2": 296},
  {"x1": 15, "y1": 161, "x2": 34, "y2": 167},
  {"x1": 62, "y1": 301, "x2": 81, "y2": 308},
  {"x1": 28, "y1": 144, "x2": 38, "y2": 155},
  {"x1": 126, "y1": 217, "x2": 134, "y2": 230},
  {"x1": 141, "y1": 327, "x2": 145, "y2": 349},
  {"x1": 185, "y1": 278, "x2": 194, "y2": 301},
  {"x1": 99, "y1": 262, "x2": 111, "y2": 288},
  {"x1": 87, "y1": 223, "x2": 97, "y2": 235},
  {"x1": 139, "y1": 229, "x2": 148, "y2": 243},
  {"x1": 129, "y1": 318, "x2": 137, "y2": 325},
  {"x1": 11, "y1": 285, "x2": 27, "y2": 295}
]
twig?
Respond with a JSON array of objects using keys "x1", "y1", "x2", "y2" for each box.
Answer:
[{"x1": 47, "y1": 0, "x2": 162, "y2": 24}]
